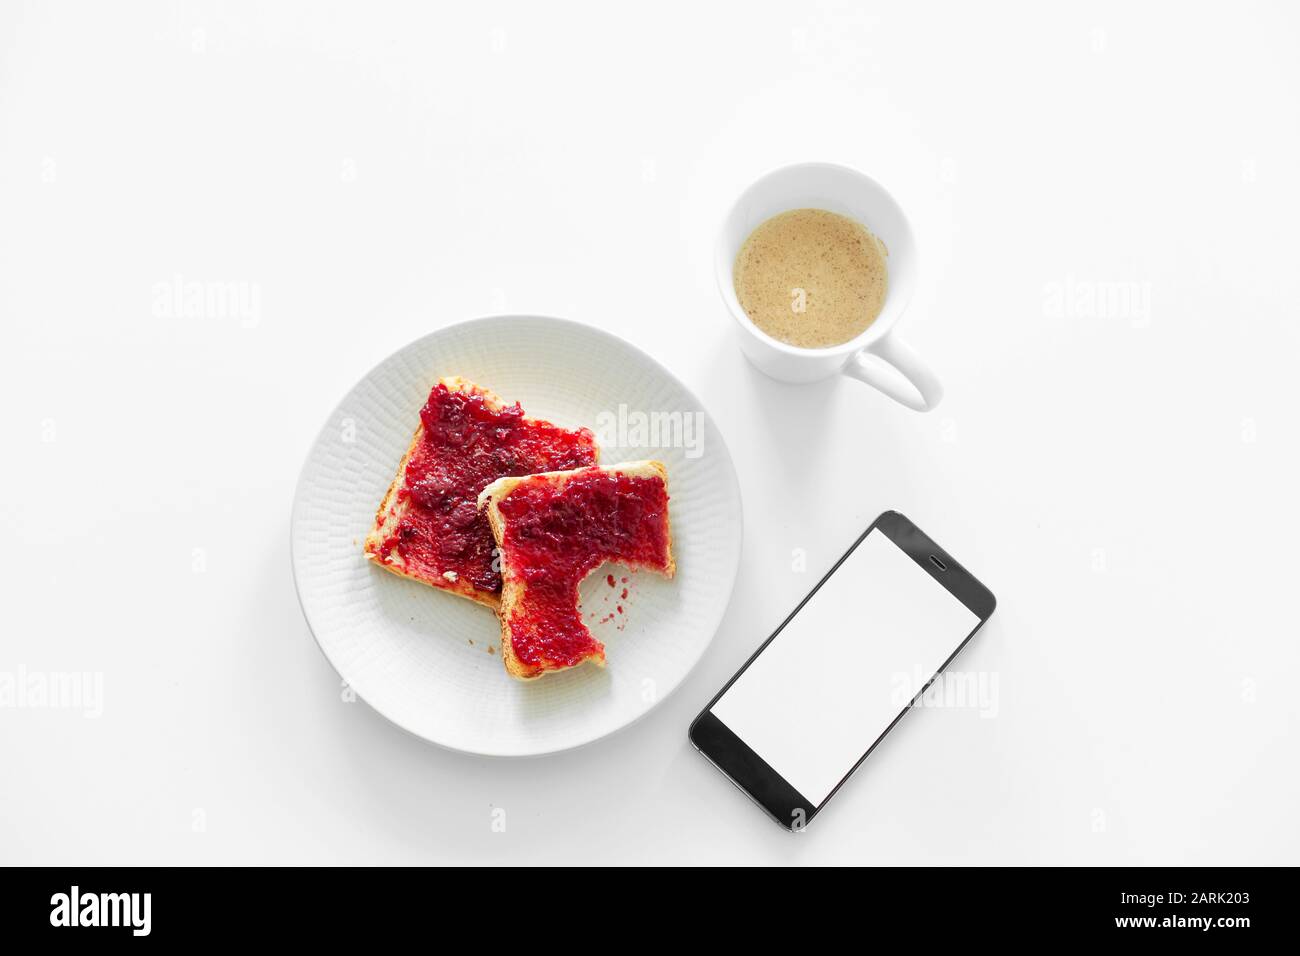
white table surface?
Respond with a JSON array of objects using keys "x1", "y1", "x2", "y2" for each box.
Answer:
[{"x1": 3, "y1": 1, "x2": 1298, "y2": 865}]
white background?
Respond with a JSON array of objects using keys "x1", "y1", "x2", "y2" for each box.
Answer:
[{"x1": 3, "y1": 0, "x2": 1298, "y2": 865}]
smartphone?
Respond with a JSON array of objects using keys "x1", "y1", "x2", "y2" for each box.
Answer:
[{"x1": 689, "y1": 511, "x2": 996, "y2": 831}]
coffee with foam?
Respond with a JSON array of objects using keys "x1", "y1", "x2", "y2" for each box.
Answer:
[{"x1": 733, "y1": 208, "x2": 888, "y2": 349}]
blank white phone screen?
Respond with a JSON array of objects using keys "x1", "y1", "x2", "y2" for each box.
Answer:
[{"x1": 711, "y1": 528, "x2": 980, "y2": 806}]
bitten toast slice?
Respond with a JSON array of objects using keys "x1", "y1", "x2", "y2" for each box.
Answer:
[
  {"x1": 478, "y1": 461, "x2": 675, "y2": 680},
  {"x1": 364, "y1": 377, "x2": 599, "y2": 609}
]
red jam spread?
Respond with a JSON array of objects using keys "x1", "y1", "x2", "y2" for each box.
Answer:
[
  {"x1": 376, "y1": 383, "x2": 597, "y2": 595},
  {"x1": 497, "y1": 468, "x2": 671, "y2": 671}
]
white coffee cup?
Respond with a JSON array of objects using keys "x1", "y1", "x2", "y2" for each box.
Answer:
[{"x1": 715, "y1": 162, "x2": 943, "y2": 411}]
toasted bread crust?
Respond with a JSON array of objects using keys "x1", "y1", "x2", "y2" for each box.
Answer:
[
  {"x1": 479, "y1": 461, "x2": 674, "y2": 680},
  {"x1": 479, "y1": 476, "x2": 553, "y2": 679}
]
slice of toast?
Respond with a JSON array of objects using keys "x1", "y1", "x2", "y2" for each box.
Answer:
[
  {"x1": 478, "y1": 461, "x2": 674, "y2": 680},
  {"x1": 364, "y1": 377, "x2": 599, "y2": 609}
]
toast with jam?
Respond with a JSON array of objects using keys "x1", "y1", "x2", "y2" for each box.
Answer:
[
  {"x1": 364, "y1": 377, "x2": 599, "y2": 609},
  {"x1": 477, "y1": 461, "x2": 675, "y2": 680}
]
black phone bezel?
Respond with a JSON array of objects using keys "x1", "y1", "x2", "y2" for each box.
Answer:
[{"x1": 688, "y1": 510, "x2": 997, "y2": 832}]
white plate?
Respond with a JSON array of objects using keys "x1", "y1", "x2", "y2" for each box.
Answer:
[{"x1": 291, "y1": 316, "x2": 743, "y2": 756}]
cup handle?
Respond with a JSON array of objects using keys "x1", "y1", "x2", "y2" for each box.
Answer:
[{"x1": 842, "y1": 332, "x2": 944, "y2": 411}]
